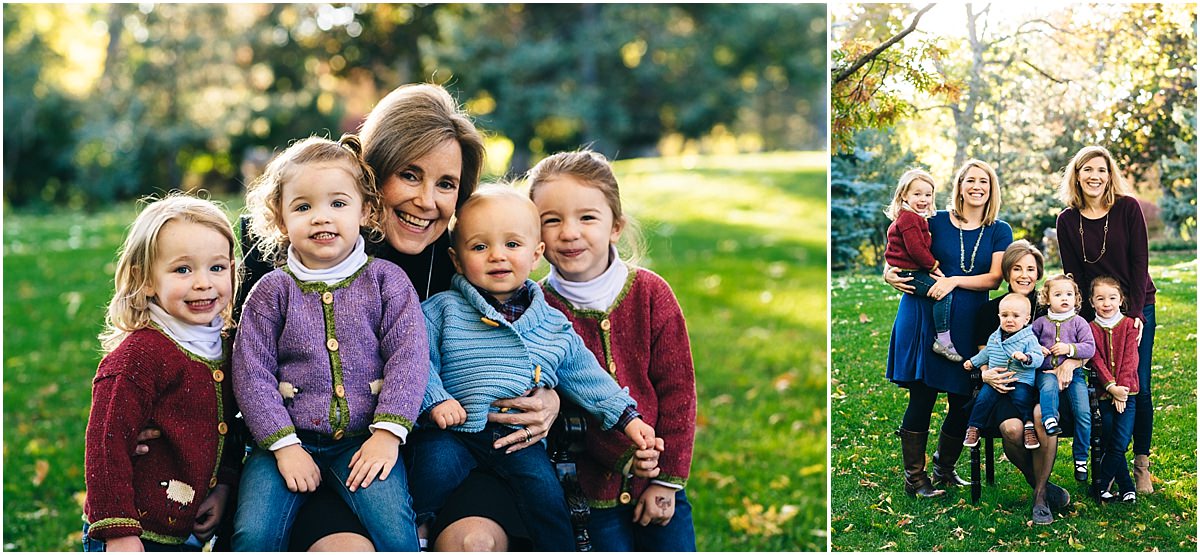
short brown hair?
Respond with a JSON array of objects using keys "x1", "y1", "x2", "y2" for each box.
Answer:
[
  {"x1": 1001, "y1": 239, "x2": 1045, "y2": 285},
  {"x1": 359, "y1": 83, "x2": 485, "y2": 209}
]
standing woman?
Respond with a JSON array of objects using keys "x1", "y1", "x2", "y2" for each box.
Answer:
[
  {"x1": 1055, "y1": 145, "x2": 1157, "y2": 494},
  {"x1": 884, "y1": 160, "x2": 1011, "y2": 497}
]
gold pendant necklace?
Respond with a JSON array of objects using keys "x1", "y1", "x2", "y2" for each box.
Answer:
[{"x1": 1079, "y1": 211, "x2": 1110, "y2": 264}]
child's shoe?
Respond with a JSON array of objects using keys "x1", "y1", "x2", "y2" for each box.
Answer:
[
  {"x1": 1074, "y1": 459, "x2": 1088, "y2": 482},
  {"x1": 931, "y1": 334, "x2": 963, "y2": 362},
  {"x1": 1042, "y1": 417, "x2": 1062, "y2": 436},
  {"x1": 1120, "y1": 491, "x2": 1136, "y2": 503},
  {"x1": 1023, "y1": 424, "x2": 1040, "y2": 449},
  {"x1": 963, "y1": 427, "x2": 981, "y2": 448},
  {"x1": 1098, "y1": 490, "x2": 1115, "y2": 503}
]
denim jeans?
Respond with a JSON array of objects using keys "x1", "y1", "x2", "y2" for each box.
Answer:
[
  {"x1": 968, "y1": 382, "x2": 1035, "y2": 429},
  {"x1": 232, "y1": 432, "x2": 418, "y2": 551},
  {"x1": 1098, "y1": 396, "x2": 1138, "y2": 494},
  {"x1": 81, "y1": 524, "x2": 203, "y2": 552},
  {"x1": 899, "y1": 270, "x2": 952, "y2": 334},
  {"x1": 407, "y1": 425, "x2": 574, "y2": 550},
  {"x1": 1133, "y1": 304, "x2": 1156, "y2": 456},
  {"x1": 588, "y1": 489, "x2": 697, "y2": 551},
  {"x1": 1036, "y1": 366, "x2": 1092, "y2": 461}
]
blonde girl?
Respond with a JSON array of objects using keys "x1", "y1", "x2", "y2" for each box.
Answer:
[
  {"x1": 84, "y1": 195, "x2": 241, "y2": 552},
  {"x1": 528, "y1": 150, "x2": 697, "y2": 551},
  {"x1": 883, "y1": 169, "x2": 960, "y2": 362},
  {"x1": 231, "y1": 134, "x2": 428, "y2": 551},
  {"x1": 1088, "y1": 276, "x2": 1140, "y2": 503}
]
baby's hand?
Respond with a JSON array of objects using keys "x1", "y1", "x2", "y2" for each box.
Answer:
[
  {"x1": 631, "y1": 437, "x2": 665, "y2": 479},
  {"x1": 1049, "y1": 342, "x2": 1071, "y2": 356},
  {"x1": 624, "y1": 418, "x2": 656, "y2": 450},
  {"x1": 1011, "y1": 352, "x2": 1030, "y2": 363},
  {"x1": 430, "y1": 399, "x2": 467, "y2": 429},
  {"x1": 347, "y1": 429, "x2": 401, "y2": 491},
  {"x1": 1040, "y1": 346, "x2": 1051, "y2": 356},
  {"x1": 274, "y1": 444, "x2": 321, "y2": 493},
  {"x1": 962, "y1": 359, "x2": 974, "y2": 370}
]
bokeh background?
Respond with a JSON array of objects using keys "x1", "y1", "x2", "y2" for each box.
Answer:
[
  {"x1": 3, "y1": 3, "x2": 828, "y2": 551},
  {"x1": 829, "y1": 3, "x2": 1196, "y2": 551}
]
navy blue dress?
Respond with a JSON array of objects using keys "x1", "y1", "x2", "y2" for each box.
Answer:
[{"x1": 886, "y1": 211, "x2": 1013, "y2": 397}]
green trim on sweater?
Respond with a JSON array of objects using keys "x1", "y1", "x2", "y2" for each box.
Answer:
[{"x1": 259, "y1": 425, "x2": 297, "y2": 450}]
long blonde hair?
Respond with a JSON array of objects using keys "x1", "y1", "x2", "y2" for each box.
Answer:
[
  {"x1": 245, "y1": 134, "x2": 383, "y2": 265},
  {"x1": 99, "y1": 194, "x2": 239, "y2": 353},
  {"x1": 1058, "y1": 145, "x2": 1131, "y2": 210},
  {"x1": 949, "y1": 159, "x2": 1001, "y2": 225},
  {"x1": 883, "y1": 168, "x2": 936, "y2": 220},
  {"x1": 526, "y1": 149, "x2": 643, "y2": 265}
]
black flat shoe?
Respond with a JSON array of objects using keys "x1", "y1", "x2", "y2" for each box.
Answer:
[
  {"x1": 1032, "y1": 503, "x2": 1053, "y2": 525},
  {"x1": 1074, "y1": 460, "x2": 1088, "y2": 482},
  {"x1": 1045, "y1": 482, "x2": 1071, "y2": 511}
]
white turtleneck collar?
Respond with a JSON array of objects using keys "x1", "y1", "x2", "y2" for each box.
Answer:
[
  {"x1": 1094, "y1": 311, "x2": 1124, "y2": 328},
  {"x1": 1047, "y1": 308, "x2": 1077, "y2": 322},
  {"x1": 547, "y1": 245, "x2": 629, "y2": 312},
  {"x1": 148, "y1": 302, "x2": 225, "y2": 361},
  {"x1": 287, "y1": 236, "x2": 369, "y2": 285}
]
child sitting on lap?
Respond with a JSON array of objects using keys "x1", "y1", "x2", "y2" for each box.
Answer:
[
  {"x1": 410, "y1": 185, "x2": 656, "y2": 551},
  {"x1": 963, "y1": 293, "x2": 1045, "y2": 450}
]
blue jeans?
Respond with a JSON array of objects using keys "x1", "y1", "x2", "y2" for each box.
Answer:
[
  {"x1": 968, "y1": 382, "x2": 1035, "y2": 428},
  {"x1": 900, "y1": 271, "x2": 952, "y2": 334},
  {"x1": 1133, "y1": 304, "x2": 1155, "y2": 456},
  {"x1": 232, "y1": 432, "x2": 418, "y2": 551},
  {"x1": 1098, "y1": 396, "x2": 1138, "y2": 494},
  {"x1": 81, "y1": 524, "x2": 203, "y2": 552},
  {"x1": 1036, "y1": 366, "x2": 1092, "y2": 461},
  {"x1": 588, "y1": 489, "x2": 696, "y2": 551},
  {"x1": 407, "y1": 425, "x2": 573, "y2": 550}
]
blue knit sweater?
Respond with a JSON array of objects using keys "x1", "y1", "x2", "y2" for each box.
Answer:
[
  {"x1": 968, "y1": 325, "x2": 1045, "y2": 386},
  {"x1": 421, "y1": 274, "x2": 636, "y2": 433}
]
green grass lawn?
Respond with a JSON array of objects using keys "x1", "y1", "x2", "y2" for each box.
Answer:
[
  {"x1": 830, "y1": 253, "x2": 1197, "y2": 552},
  {"x1": 2, "y1": 152, "x2": 828, "y2": 551}
]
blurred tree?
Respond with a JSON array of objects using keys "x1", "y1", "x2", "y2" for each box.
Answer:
[{"x1": 830, "y1": 128, "x2": 922, "y2": 271}]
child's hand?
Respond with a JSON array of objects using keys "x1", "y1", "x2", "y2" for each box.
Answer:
[
  {"x1": 631, "y1": 437, "x2": 666, "y2": 479},
  {"x1": 624, "y1": 418, "x2": 656, "y2": 450},
  {"x1": 430, "y1": 399, "x2": 467, "y2": 429},
  {"x1": 1114, "y1": 399, "x2": 1127, "y2": 413},
  {"x1": 192, "y1": 484, "x2": 230, "y2": 541},
  {"x1": 274, "y1": 444, "x2": 321, "y2": 493},
  {"x1": 105, "y1": 535, "x2": 145, "y2": 552},
  {"x1": 962, "y1": 359, "x2": 974, "y2": 371},
  {"x1": 1049, "y1": 342, "x2": 1072, "y2": 356},
  {"x1": 932, "y1": 268, "x2": 946, "y2": 278},
  {"x1": 1011, "y1": 352, "x2": 1030, "y2": 364},
  {"x1": 634, "y1": 484, "x2": 677, "y2": 527},
  {"x1": 1109, "y1": 385, "x2": 1130, "y2": 403},
  {"x1": 346, "y1": 429, "x2": 401, "y2": 492},
  {"x1": 1040, "y1": 346, "x2": 1051, "y2": 356}
]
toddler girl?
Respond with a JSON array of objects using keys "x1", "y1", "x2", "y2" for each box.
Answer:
[
  {"x1": 84, "y1": 195, "x2": 241, "y2": 551},
  {"x1": 231, "y1": 135, "x2": 428, "y2": 550},
  {"x1": 1030, "y1": 274, "x2": 1095, "y2": 480},
  {"x1": 1089, "y1": 276, "x2": 1140, "y2": 503},
  {"x1": 884, "y1": 169, "x2": 961, "y2": 361},
  {"x1": 528, "y1": 150, "x2": 698, "y2": 551}
]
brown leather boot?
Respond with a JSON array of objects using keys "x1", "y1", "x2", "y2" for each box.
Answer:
[
  {"x1": 931, "y1": 431, "x2": 972, "y2": 487},
  {"x1": 897, "y1": 428, "x2": 946, "y2": 498},
  {"x1": 1133, "y1": 454, "x2": 1153, "y2": 494}
]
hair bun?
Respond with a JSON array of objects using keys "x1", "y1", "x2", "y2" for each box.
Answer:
[{"x1": 338, "y1": 134, "x2": 363, "y2": 156}]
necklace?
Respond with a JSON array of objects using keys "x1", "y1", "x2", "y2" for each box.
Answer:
[
  {"x1": 959, "y1": 220, "x2": 986, "y2": 273},
  {"x1": 424, "y1": 246, "x2": 435, "y2": 299},
  {"x1": 1079, "y1": 211, "x2": 1110, "y2": 264}
]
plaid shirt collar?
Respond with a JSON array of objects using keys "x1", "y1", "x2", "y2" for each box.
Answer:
[{"x1": 477, "y1": 281, "x2": 534, "y2": 323}]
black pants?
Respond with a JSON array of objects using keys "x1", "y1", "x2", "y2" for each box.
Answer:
[{"x1": 902, "y1": 380, "x2": 972, "y2": 437}]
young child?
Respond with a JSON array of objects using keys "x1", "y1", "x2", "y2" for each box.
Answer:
[
  {"x1": 1030, "y1": 274, "x2": 1096, "y2": 480},
  {"x1": 962, "y1": 293, "x2": 1045, "y2": 450},
  {"x1": 231, "y1": 135, "x2": 428, "y2": 551},
  {"x1": 411, "y1": 184, "x2": 656, "y2": 551},
  {"x1": 528, "y1": 150, "x2": 698, "y2": 551},
  {"x1": 1089, "y1": 276, "x2": 1140, "y2": 503},
  {"x1": 83, "y1": 195, "x2": 241, "y2": 551},
  {"x1": 883, "y1": 169, "x2": 961, "y2": 362}
]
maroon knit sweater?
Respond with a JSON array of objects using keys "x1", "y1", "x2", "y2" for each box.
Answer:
[
  {"x1": 1057, "y1": 195, "x2": 1157, "y2": 322},
  {"x1": 543, "y1": 267, "x2": 696, "y2": 509},
  {"x1": 84, "y1": 328, "x2": 239, "y2": 544},
  {"x1": 1090, "y1": 317, "x2": 1140, "y2": 398},
  {"x1": 884, "y1": 209, "x2": 938, "y2": 271}
]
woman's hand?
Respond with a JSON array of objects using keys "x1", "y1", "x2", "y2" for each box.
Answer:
[
  {"x1": 1132, "y1": 316, "x2": 1144, "y2": 345},
  {"x1": 633, "y1": 484, "x2": 677, "y2": 527},
  {"x1": 927, "y1": 275, "x2": 960, "y2": 301},
  {"x1": 1053, "y1": 364, "x2": 1073, "y2": 390},
  {"x1": 631, "y1": 438, "x2": 665, "y2": 478},
  {"x1": 346, "y1": 430, "x2": 401, "y2": 492},
  {"x1": 192, "y1": 484, "x2": 230, "y2": 542},
  {"x1": 274, "y1": 444, "x2": 321, "y2": 493},
  {"x1": 883, "y1": 265, "x2": 916, "y2": 295},
  {"x1": 980, "y1": 365, "x2": 1017, "y2": 393},
  {"x1": 488, "y1": 387, "x2": 561, "y2": 453}
]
